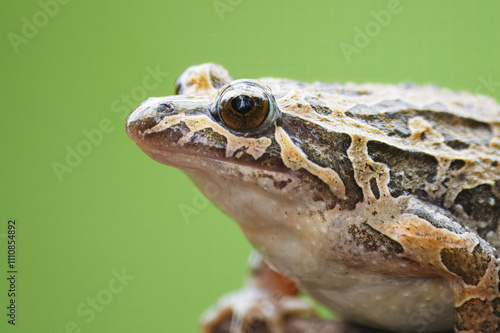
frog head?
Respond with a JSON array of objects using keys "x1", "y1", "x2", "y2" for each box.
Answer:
[
  {"x1": 127, "y1": 64, "x2": 282, "y2": 170},
  {"x1": 126, "y1": 64, "x2": 352, "y2": 233}
]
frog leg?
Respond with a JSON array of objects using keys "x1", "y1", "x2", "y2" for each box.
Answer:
[
  {"x1": 370, "y1": 199, "x2": 500, "y2": 332},
  {"x1": 200, "y1": 252, "x2": 315, "y2": 333}
]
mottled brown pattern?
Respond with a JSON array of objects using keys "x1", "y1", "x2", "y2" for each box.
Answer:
[
  {"x1": 405, "y1": 203, "x2": 467, "y2": 235},
  {"x1": 454, "y1": 184, "x2": 500, "y2": 238},
  {"x1": 143, "y1": 122, "x2": 192, "y2": 147},
  {"x1": 367, "y1": 140, "x2": 438, "y2": 197},
  {"x1": 440, "y1": 245, "x2": 491, "y2": 285},
  {"x1": 345, "y1": 108, "x2": 493, "y2": 147},
  {"x1": 304, "y1": 95, "x2": 332, "y2": 116},
  {"x1": 456, "y1": 298, "x2": 500, "y2": 332},
  {"x1": 191, "y1": 128, "x2": 228, "y2": 148},
  {"x1": 282, "y1": 115, "x2": 363, "y2": 210},
  {"x1": 347, "y1": 223, "x2": 403, "y2": 255}
]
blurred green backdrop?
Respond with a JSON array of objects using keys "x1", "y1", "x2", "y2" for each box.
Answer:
[{"x1": 1, "y1": 1, "x2": 500, "y2": 332}]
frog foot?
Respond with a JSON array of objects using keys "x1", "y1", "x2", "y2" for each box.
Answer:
[{"x1": 200, "y1": 287, "x2": 315, "y2": 333}]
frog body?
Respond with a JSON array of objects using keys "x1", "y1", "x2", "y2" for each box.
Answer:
[{"x1": 127, "y1": 64, "x2": 500, "y2": 333}]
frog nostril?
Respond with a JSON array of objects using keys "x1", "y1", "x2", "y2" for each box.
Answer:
[{"x1": 156, "y1": 103, "x2": 175, "y2": 117}]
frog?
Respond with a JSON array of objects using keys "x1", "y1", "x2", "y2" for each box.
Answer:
[{"x1": 126, "y1": 63, "x2": 500, "y2": 333}]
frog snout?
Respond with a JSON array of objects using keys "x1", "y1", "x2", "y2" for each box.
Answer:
[{"x1": 126, "y1": 98, "x2": 175, "y2": 141}]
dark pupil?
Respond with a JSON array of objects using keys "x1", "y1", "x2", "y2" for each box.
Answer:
[{"x1": 231, "y1": 95, "x2": 255, "y2": 115}]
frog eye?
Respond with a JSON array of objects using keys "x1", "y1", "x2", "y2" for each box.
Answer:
[{"x1": 214, "y1": 80, "x2": 278, "y2": 132}]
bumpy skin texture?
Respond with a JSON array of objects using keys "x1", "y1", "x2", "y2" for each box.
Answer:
[{"x1": 127, "y1": 63, "x2": 500, "y2": 332}]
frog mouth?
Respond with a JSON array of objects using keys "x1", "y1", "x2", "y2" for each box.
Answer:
[
  {"x1": 127, "y1": 98, "x2": 288, "y2": 174},
  {"x1": 130, "y1": 137, "x2": 288, "y2": 175},
  {"x1": 127, "y1": 109, "x2": 289, "y2": 173},
  {"x1": 134, "y1": 145, "x2": 234, "y2": 173}
]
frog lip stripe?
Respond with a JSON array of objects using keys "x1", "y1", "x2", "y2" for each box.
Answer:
[
  {"x1": 136, "y1": 146, "x2": 283, "y2": 175},
  {"x1": 145, "y1": 113, "x2": 273, "y2": 160}
]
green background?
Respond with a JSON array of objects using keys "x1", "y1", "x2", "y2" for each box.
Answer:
[{"x1": 1, "y1": 1, "x2": 500, "y2": 332}]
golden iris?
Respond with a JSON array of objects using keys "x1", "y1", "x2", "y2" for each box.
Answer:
[{"x1": 215, "y1": 80, "x2": 277, "y2": 132}]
